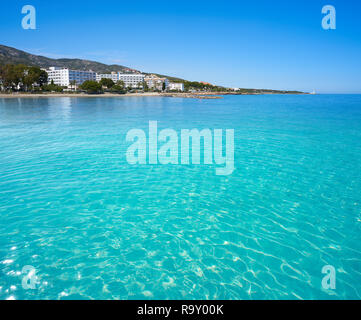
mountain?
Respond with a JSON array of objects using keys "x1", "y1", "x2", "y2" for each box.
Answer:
[
  {"x1": 0, "y1": 44, "x2": 140, "y2": 74},
  {"x1": 0, "y1": 44, "x2": 304, "y2": 93},
  {"x1": 0, "y1": 44, "x2": 187, "y2": 82}
]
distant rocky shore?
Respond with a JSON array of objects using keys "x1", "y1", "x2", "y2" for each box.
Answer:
[{"x1": 161, "y1": 93, "x2": 223, "y2": 99}]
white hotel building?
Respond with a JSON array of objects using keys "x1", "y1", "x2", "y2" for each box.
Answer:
[
  {"x1": 95, "y1": 72, "x2": 119, "y2": 83},
  {"x1": 45, "y1": 67, "x2": 96, "y2": 87},
  {"x1": 45, "y1": 67, "x2": 171, "y2": 91},
  {"x1": 96, "y1": 72, "x2": 145, "y2": 88},
  {"x1": 168, "y1": 82, "x2": 184, "y2": 91},
  {"x1": 144, "y1": 75, "x2": 169, "y2": 91},
  {"x1": 117, "y1": 74, "x2": 145, "y2": 88}
]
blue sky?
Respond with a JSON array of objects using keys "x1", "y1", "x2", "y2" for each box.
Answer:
[{"x1": 1, "y1": 0, "x2": 361, "y2": 93}]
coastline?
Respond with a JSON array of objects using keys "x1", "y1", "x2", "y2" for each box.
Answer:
[
  {"x1": 0, "y1": 92, "x2": 161, "y2": 98},
  {"x1": 0, "y1": 91, "x2": 308, "y2": 99}
]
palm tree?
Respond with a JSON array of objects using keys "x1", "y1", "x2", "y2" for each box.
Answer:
[
  {"x1": 116, "y1": 80, "x2": 125, "y2": 88},
  {"x1": 70, "y1": 80, "x2": 76, "y2": 91}
]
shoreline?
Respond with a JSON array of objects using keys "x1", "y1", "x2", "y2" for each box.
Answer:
[
  {"x1": 0, "y1": 92, "x2": 161, "y2": 98},
  {"x1": 0, "y1": 92, "x2": 308, "y2": 99}
]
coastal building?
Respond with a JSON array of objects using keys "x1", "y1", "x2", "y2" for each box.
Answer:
[
  {"x1": 168, "y1": 82, "x2": 184, "y2": 91},
  {"x1": 117, "y1": 73, "x2": 145, "y2": 88},
  {"x1": 96, "y1": 72, "x2": 118, "y2": 83},
  {"x1": 95, "y1": 72, "x2": 145, "y2": 88},
  {"x1": 44, "y1": 66, "x2": 159, "y2": 90},
  {"x1": 45, "y1": 67, "x2": 96, "y2": 87},
  {"x1": 144, "y1": 75, "x2": 169, "y2": 91}
]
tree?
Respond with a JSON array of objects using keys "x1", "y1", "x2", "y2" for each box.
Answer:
[
  {"x1": 80, "y1": 80, "x2": 103, "y2": 94},
  {"x1": 38, "y1": 69, "x2": 48, "y2": 87},
  {"x1": 99, "y1": 78, "x2": 115, "y2": 89},
  {"x1": 69, "y1": 80, "x2": 77, "y2": 91},
  {"x1": 42, "y1": 84, "x2": 63, "y2": 92},
  {"x1": 0, "y1": 64, "x2": 25, "y2": 91},
  {"x1": 110, "y1": 85, "x2": 126, "y2": 94},
  {"x1": 42, "y1": 81, "x2": 63, "y2": 92},
  {"x1": 0, "y1": 64, "x2": 48, "y2": 92},
  {"x1": 143, "y1": 81, "x2": 149, "y2": 92},
  {"x1": 116, "y1": 80, "x2": 125, "y2": 88},
  {"x1": 0, "y1": 65, "x2": 8, "y2": 91},
  {"x1": 23, "y1": 66, "x2": 48, "y2": 91}
]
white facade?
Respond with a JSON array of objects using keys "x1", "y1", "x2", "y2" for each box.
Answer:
[
  {"x1": 168, "y1": 82, "x2": 184, "y2": 91},
  {"x1": 45, "y1": 67, "x2": 69, "y2": 87},
  {"x1": 117, "y1": 74, "x2": 145, "y2": 88},
  {"x1": 95, "y1": 73, "x2": 145, "y2": 88},
  {"x1": 45, "y1": 66, "x2": 170, "y2": 91},
  {"x1": 144, "y1": 75, "x2": 169, "y2": 91},
  {"x1": 46, "y1": 67, "x2": 96, "y2": 87},
  {"x1": 96, "y1": 72, "x2": 118, "y2": 83}
]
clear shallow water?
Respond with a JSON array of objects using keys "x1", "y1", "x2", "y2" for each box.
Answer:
[{"x1": 0, "y1": 95, "x2": 361, "y2": 300}]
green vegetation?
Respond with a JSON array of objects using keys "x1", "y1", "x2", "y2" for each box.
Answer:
[
  {"x1": 42, "y1": 80, "x2": 64, "y2": 92},
  {"x1": 97, "y1": 78, "x2": 127, "y2": 93},
  {"x1": 145, "y1": 73, "x2": 184, "y2": 83},
  {"x1": 110, "y1": 85, "x2": 126, "y2": 94},
  {"x1": 79, "y1": 80, "x2": 103, "y2": 94},
  {"x1": 143, "y1": 81, "x2": 149, "y2": 92},
  {"x1": 69, "y1": 80, "x2": 77, "y2": 91},
  {"x1": 235, "y1": 88, "x2": 304, "y2": 94},
  {"x1": 116, "y1": 80, "x2": 125, "y2": 88},
  {"x1": 183, "y1": 81, "x2": 226, "y2": 92},
  {"x1": 99, "y1": 78, "x2": 115, "y2": 89},
  {"x1": 181, "y1": 81, "x2": 304, "y2": 94},
  {"x1": 0, "y1": 64, "x2": 49, "y2": 92},
  {"x1": 0, "y1": 44, "x2": 135, "y2": 74}
]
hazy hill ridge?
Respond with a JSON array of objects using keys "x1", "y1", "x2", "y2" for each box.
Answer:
[{"x1": 0, "y1": 44, "x2": 140, "y2": 74}]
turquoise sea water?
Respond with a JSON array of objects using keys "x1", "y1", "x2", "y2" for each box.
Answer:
[{"x1": 0, "y1": 95, "x2": 361, "y2": 300}]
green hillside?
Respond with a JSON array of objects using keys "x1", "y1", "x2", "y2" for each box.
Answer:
[{"x1": 0, "y1": 44, "x2": 137, "y2": 74}]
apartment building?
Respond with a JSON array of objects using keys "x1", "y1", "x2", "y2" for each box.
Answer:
[
  {"x1": 95, "y1": 72, "x2": 119, "y2": 83},
  {"x1": 96, "y1": 72, "x2": 145, "y2": 88},
  {"x1": 45, "y1": 67, "x2": 96, "y2": 87},
  {"x1": 144, "y1": 75, "x2": 169, "y2": 91},
  {"x1": 45, "y1": 67, "x2": 167, "y2": 91},
  {"x1": 168, "y1": 82, "x2": 184, "y2": 91},
  {"x1": 117, "y1": 73, "x2": 145, "y2": 88}
]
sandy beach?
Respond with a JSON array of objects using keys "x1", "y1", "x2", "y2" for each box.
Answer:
[
  {"x1": 0, "y1": 92, "x2": 163, "y2": 98},
  {"x1": 0, "y1": 92, "x2": 237, "y2": 99},
  {"x1": 0, "y1": 91, "x2": 306, "y2": 99}
]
